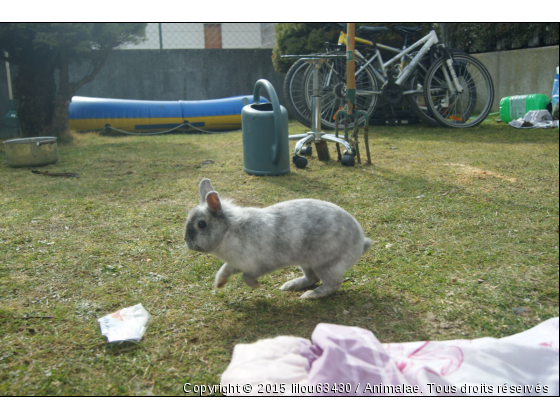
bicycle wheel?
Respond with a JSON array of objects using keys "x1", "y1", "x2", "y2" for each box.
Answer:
[
  {"x1": 302, "y1": 56, "x2": 379, "y2": 130},
  {"x1": 423, "y1": 53, "x2": 494, "y2": 128},
  {"x1": 283, "y1": 59, "x2": 313, "y2": 127},
  {"x1": 405, "y1": 56, "x2": 440, "y2": 127}
]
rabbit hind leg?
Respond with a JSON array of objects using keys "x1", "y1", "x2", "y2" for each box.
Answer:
[
  {"x1": 299, "y1": 265, "x2": 345, "y2": 299},
  {"x1": 279, "y1": 266, "x2": 319, "y2": 292}
]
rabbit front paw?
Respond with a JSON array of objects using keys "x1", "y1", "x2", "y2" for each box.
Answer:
[
  {"x1": 214, "y1": 276, "x2": 228, "y2": 288},
  {"x1": 214, "y1": 263, "x2": 240, "y2": 288}
]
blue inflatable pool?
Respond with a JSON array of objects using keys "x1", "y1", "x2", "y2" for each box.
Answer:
[{"x1": 68, "y1": 95, "x2": 266, "y2": 133}]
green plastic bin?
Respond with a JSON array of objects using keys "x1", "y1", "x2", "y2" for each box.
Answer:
[{"x1": 499, "y1": 94, "x2": 550, "y2": 123}]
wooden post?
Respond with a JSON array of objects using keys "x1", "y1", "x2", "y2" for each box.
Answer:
[
  {"x1": 315, "y1": 140, "x2": 331, "y2": 161},
  {"x1": 346, "y1": 23, "x2": 356, "y2": 117},
  {"x1": 346, "y1": 23, "x2": 360, "y2": 162}
]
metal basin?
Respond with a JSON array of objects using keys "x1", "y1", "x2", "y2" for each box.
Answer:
[{"x1": 3, "y1": 137, "x2": 58, "y2": 167}]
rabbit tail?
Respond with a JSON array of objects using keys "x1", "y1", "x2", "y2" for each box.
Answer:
[{"x1": 363, "y1": 238, "x2": 374, "y2": 254}]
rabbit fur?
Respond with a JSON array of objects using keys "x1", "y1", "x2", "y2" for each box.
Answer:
[{"x1": 184, "y1": 178, "x2": 373, "y2": 299}]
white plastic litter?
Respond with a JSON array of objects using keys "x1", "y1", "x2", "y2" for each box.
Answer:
[
  {"x1": 98, "y1": 303, "x2": 151, "y2": 343},
  {"x1": 509, "y1": 109, "x2": 558, "y2": 129}
]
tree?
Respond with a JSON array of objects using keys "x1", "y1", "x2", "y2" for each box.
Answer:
[{"x1": 0, "y1": 23, "x2": 146, "y2": 138}]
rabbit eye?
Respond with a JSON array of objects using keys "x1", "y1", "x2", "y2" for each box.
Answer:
[{"x1": 197, "y1": 220, "x2": 207, "y2": 229}]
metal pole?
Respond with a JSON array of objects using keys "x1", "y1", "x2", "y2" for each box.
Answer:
[
  {"x1": 158, "y1": 23, "x2": 163, "y2": 50},
  {"x1": 4, "y1": 52, "x2": 13, "y2": 101},
  {"x1": 312, "y1": 62, "x2": 322, "y2": 139}
]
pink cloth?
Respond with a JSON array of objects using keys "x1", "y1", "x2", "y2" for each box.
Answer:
[{"x1": 221, "y1": 318, "x2": 559, "y2": 396}]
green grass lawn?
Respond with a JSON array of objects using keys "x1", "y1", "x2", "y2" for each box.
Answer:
[{"x1": 0, "y1": 120, "x2": 558, "y2": 395}]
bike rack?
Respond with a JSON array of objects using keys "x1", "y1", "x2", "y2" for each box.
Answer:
[
  {"x1": 334, "y1": 109, "x2": 371, "y2": 165},
  {"x1": 282, "y1": 54, "x2": 356, "y2": 168}
]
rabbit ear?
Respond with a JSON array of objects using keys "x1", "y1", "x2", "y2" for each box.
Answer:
[
  {"x1": 206, "y1": 191, "x2": 222, "y2": 215},
  {"x1": 199, "y1": 178, "x2": 214, "y2": 204}
]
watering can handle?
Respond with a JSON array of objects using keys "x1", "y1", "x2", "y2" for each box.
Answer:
[{"x1": 253, "y1": 79, "x2": 283, "y2": 165}]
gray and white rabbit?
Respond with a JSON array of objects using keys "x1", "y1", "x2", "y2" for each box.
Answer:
[{"x1": 184, "y1": 178, "x2": 373, "y2": 299}]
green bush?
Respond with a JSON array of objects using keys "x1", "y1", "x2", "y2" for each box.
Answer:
[
  {"x1": 448, "y1": 23, "x2": 559, "y2": 53},
  {"x1": 272, "y1": 23, "x2": 559, "y2": 73},
  {"x1": 272, "y1": 23, "x2": 337, "y2": 73},
  {"x1": 272, "y1": 23, "x2": 432, "y2": 73}
]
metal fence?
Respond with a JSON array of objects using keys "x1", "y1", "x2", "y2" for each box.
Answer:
[{"x1": 120, "y1": 23, "x2": 277, "y2": 50}]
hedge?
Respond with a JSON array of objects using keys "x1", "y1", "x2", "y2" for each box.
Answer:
[{"x1": 272, "y1": 23, "x2": 559, "y2": 73}]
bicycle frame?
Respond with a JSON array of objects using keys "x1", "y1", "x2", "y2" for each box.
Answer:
[{"x1": 335, "y1": 29, "x2": 463, "y2": 96}]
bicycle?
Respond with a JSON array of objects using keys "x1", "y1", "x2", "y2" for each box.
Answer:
[
  {"x1": 284, "y1": 24, "x2": 436, "y2": 129},
  {"x1": 284, "y1": 23, "x2": 494, "y2": 129}
]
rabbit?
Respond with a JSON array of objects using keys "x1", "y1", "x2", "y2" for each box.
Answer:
[{"x1": 184, "y1": 178, "x2": 373, "y2": 299}]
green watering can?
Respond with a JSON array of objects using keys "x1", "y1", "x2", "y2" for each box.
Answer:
[{"x1": 242, "y1": 79, "x2": 289, "y2": 176}]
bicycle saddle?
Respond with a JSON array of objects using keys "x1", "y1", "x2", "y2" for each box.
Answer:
[
  {"x1": 392, "y1": 26, "x2": 423, "y2": 36},
  {"x1": 356, "y1": 26, "x2": 389, "y2": 39}
]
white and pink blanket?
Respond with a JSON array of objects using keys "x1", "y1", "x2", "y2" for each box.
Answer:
[{"x1": 221, "y1": 317, "x2": 559, "y2": 396}]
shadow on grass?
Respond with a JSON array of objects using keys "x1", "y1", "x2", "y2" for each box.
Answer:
[
  {"x1": 214, "y1": 287, "x2": 426, "y2": 346},
  {"x1": 104, "y1": 340, "x2": 144, "y2": 355},
  {"x1": 371, "y1": 122, "x2": 559, "y2": 145}
]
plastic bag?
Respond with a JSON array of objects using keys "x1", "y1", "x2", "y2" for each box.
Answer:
[
  {"x1": 98, "y1": 303, "x2": 151, "y2": 343},
  {"x1": 509, "y1": 110, "x2": 557, "y2": 129}
]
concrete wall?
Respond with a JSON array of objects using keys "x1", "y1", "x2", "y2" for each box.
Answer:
[
  {"x1": 472, "y1": 46, "x2": 559, "y2": 111},
  {"x1": 72, "y1": 49, "x2": 285, "y2": 103},
  {"x1": 0, "y1": 49, "x2": 286, "y2": 121},
  {"x1": 1, "y1": 46, "x2": 558, "y2": 122}
]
